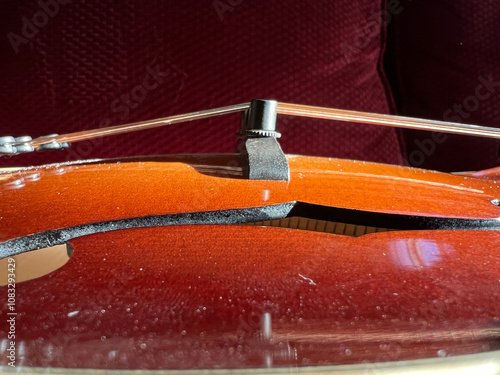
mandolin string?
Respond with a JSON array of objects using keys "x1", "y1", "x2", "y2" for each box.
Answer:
[
  {"x1": 19, "y1": 101, "x2": 500, "y2": 148},
  {"x1": 24, "y1": 102, "x2": 251, "y2": 147},
  {"x1": 276, "y1": 102, "x2": 500, "y2": 139}
]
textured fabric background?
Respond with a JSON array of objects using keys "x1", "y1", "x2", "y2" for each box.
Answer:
[
  {"x1": 387, "y1": 0, "x2": 500, "y2": 172},
  {"x1": 0, "y1": 0, "x2": 404, "y2": 167}
]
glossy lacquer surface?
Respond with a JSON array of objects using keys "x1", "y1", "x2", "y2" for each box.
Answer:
[
  {"x1": 0, "y1": 155, "x2": 500, "y2": 370},
  {"x1": 1, "y1": 154, "x2": 500, "y2": 243}
]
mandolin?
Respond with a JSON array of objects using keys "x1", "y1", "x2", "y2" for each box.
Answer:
[{"x1": 1, "y1": 100, "x2": 500, "y2": 374}]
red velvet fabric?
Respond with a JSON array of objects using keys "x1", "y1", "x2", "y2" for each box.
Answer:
[
  {"x1": 0, "y1": 0, "x2": 404, "y2": 167},
  {"x1": 388, "y1": 0, "x2": 500, "y2": 172}
]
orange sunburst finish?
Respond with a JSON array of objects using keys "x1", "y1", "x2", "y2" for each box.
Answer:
[
  {"x1": 1, "y1": 154, "x2": 500, "y2": 242},
  {"x1": 1, "y1": 154, "x2": 500, "y2": 370}
]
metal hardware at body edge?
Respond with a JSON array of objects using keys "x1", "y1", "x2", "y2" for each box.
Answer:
[{"x1": 0, "y1": 134, "x2": 70, "y2": 156}]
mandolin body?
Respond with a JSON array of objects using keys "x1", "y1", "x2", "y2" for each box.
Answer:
[{"x1": 1, "y1": 154, "x2": 500, "y2": 370}]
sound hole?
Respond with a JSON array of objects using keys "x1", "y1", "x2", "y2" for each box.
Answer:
[{"x1": 245, "y1": 217, "x2": 393, "y2": 237}]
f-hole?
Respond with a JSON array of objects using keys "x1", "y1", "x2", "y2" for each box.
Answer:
[{"x1": 0, "y1": 244, "x2": 73, "y2": 286}]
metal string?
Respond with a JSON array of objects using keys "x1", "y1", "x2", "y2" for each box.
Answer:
[{"x1": 14, "y1": 101, "x2": 500, "y2": 149}]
